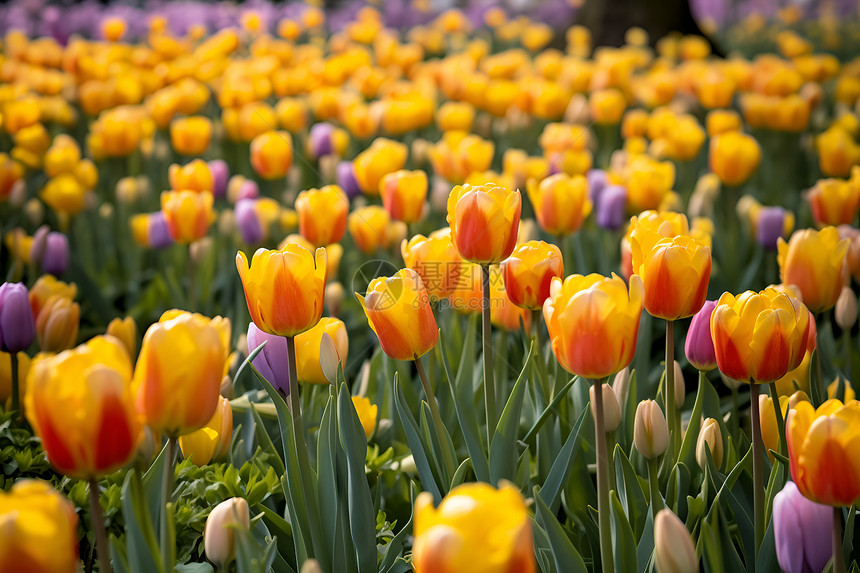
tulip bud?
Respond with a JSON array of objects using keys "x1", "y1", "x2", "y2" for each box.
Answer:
[
  {"x1": 179, "y1": 395, "x2": 233, "y2": 465},
  {"x1": 204, "y1": 497, "x2": 251, "y2": 569},
  {"x1": 301, "y1": 560, "x2": 323, "y2": 573},
  {"x1": 720, "y1": 372, "x2": 744, "y2": 391},
  {"x1": 685, "y1": 300, "x2": 717, "y2": 371},
  {"x1": 107, "y1": 316, "x2": 138, "y2": 358},
  {"x1": 325, "y1": 282, "x2": 344, "y2": 317},
  {"x1": 0, "y1": 283, "x2": 36, "y2": 353},
  {"x1": 35, "y1": 295, "x2": 80, "y2": 352},
  {"x1": 696, "y1": 418, "x2": 723, "y2": 470},
  {"x1": 655, "y1": 509, "x2": 699, "y2": 573},
  {"x1": 835, "y1": 287, "x2": 858, "y2": 330},
  {"x1": 634, "y1": 400, "x2": 669, "y2": 459},
  {"x1": 190, "y1": 237, "x2": 214, "y2": 265},
  {"x1": 24, "y1": 198, "x2": 44, "y2": 226},
  {"x1": 612, "y1": 367, "x2": 631, "y2": 408},
  {"x1": 590, "y1": 382, "x2": 622, "y2": 433},
  {"x1": 673, "y1": 360, "x2": 686, "y2": 409}
]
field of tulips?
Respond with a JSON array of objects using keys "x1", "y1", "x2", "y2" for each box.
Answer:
[{"x1": 4, "y1": 2, "x2": 860, "y2": 572}]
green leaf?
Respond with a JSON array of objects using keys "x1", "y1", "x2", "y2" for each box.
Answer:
[
  {"x1": 610, "y1": 489, "x2": 638, "y2": 572},
  {"x1": 635, "y1": 509, "x2": 654, "y2": 573},
  {"x1": 489, "y1": 342, "x2": 534, "y2": 483},
  {"x1": 380, "y1": 495, "x2": 415, "y2": 573},
  {"x1": 613, "y1": 445, "x2": 648, "y2": 540},
  {"x1": 533, "y1": 487, "x2": 589, "y2": 573},
  {"x1": 249, "y1": 403, "x2": 285, "y2": 476},
  {"x1": 259, "y1": 506, "x2": 296, "y2": 568},
  {"x1": 438, "y1": 325, "x2": 491, "y2": 483},
  {"x1": 337, "y1": 383, "x2": 379, "y2": 573},
  {"x1": 315, "y1": 392, "x2": 339, "y2": 562},
  {"x1": 756, "y1": 518, "x2": 778, "y2": 573},
  {"x1": 120, "y1": 470, "x2": 164, "y2": 573},
  {"x1": 394, "y1": 376, "x2": 442, "y2": 502},
  {"x1": 109, "y1": 534, "x2": 130, "y2": 573},
  {"x1": 451, "y1": 458, "x2": 472, "y2": 489},
  {"x1": 523, "y1": 376, "x2": 579, "y2": 443},
  {"x1": 174, "y1": 563, "x2": 215, "y2": 573},
  {"x1": 539, "y1": 407, "x2": 588, "y2": 513}
]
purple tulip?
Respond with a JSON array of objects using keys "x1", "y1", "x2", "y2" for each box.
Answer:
[
  {"x1": 756, "y1": 206, "x2": 789, "y2": 250},
  {"x1": 30, "y1": 226, "x2": 50, "y2": 265},
  {"x1": 309, "y1": 123, "x2": 335, "y2": 158},
  {"x1": 149, "y1": 212, "x2": 174, "y2": 249},
  {"x1": 0, "y1": 283, "x2": 36, "y2": 353},
  {"x1": 774, "y1": 481, "x2": 833, "y2": 573},
  {"x1": 247, "y1": 323, "x2": 290, "y2": 396},
  {"x1": 236, "y1": 179, "x2": 259, "y2": 202},
  {"x1": 587, "y1": 169, "x2": 609, "y2": 204},
  {"x1": 209, "y1": 160, "x2": 229, "y2": 198},
  {"x1": 235, "y1": 199, "x2": 263, "y2": 245},
  {"x1": 596, "y1": 185, "x2": 627, "y2": 231},
  {"x1": 42, "y1": 232, "x2": 70, "y2": 275},
  {"x1": 685, "y1": 300, "x2": 718, "y2": 371},
  {"x1": 337, "y1": 161, "x2": 361, "y2": 199}
]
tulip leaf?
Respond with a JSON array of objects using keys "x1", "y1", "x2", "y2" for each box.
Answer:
[
  {"x1": 533, "y1": 486, "x2": 589, "y2": 573},
  {"x1": 316, "y1": 392, "x2": 339, "y2": 561},
  {"x1": 250, "y1": 403, "x2": 285, "y2": 476},
  {"x1": 665, "y1": 463, "x2": 692, "y2": 519},
  {"x1": 141, "y1": 441, "x2": 168, "y2": 533},
  {"x1": 522, "y1": 375, "x2": 579, "y2": 443},
  {"x1": 450, "y1": 458, "x2": 472, "y2": 489},
  {"x1": 120, "y1": 469, "x2": 165, "y2": 573},
  {"x1": 755, "y1": 519, "x2": 778, "y2": 573},
  {"x1": 109, "y1": 533, "x2": 130, "y2": 573},
  {"x1": 337, "y1": 383, "x2": 379, "y2": 573},
  {"x1": 380, "y1": 493, "x2": 414, "y2": 573},
  {"x1": 439, "y1": 328, "x2": 490, "y2": 482},
  {"x1": 635, "y1": 509, "x2": 655, "y2": 573},
  {"x1": 613, "y1": 444, "x2": 648, "y2": 540},
  {"x1": 393, "y1": 376, "x2": 442, "y2": 502},
  {"x1": 258, "y1": 506, "x2": 296, "y2": 569},
  {"x1": 700, "y1": 515, "x2": 725, "y2": 573},
  {"x1": 540, "y1": 407, "x2": 588, "y2": 513},
  {"x1": 489, "y1": 342, "x2": 534, "y2": 484},
  {"x1": 611, "y1": 489, "x2": 638, "y2": 572},
  {"x1": 419, "y1": 402, "x2": 450, "y2": 487}
]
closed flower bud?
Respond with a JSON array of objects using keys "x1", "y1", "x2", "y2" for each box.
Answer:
[
  {"x1": 106, "y1": 316, "x2": 137, "y2": 358},
  {"x1": 247, "y1": 323, "x2": 290, "y2": 396},
  {"x1": 774, "y1": 481, "x2": 833, "y2": 573},
  {"x1": 634, "y1": 400, "x2": 669, "y2": 459},
  {"x1": 204, "y1": 497, "x2": 250, "y2": 570},
  {"x1": 401, "y1": 227, "x2": 463, "y2": 302},
  {"x1": 348, "y1": 205, "x2": 392, "y2": 255},
  {"x1": 325, "y1": 282, "x2": 345, "y2": 317},
  {"x1": 590, "y1": 382, "x2": 622, "y2": 433},
  {"x1": 0, "y1": 282, "x2": 36, "y2": 353},
  {"x1": 596, "y1": 185, "x2": 627, "y2": 231},
  {"x1": 351, "y1": 396, "x2": 378, "y2": 439},
  {"x1": 655, "y1": 509, "x2": 698, "y2": 573},
  {"x1": 696, "y1": 417, "x2": 723, "y2": 470},
  {"x1": 835, "y1": 287, "x2": 857, "y2": 330},
  {"x1": 685, "y1": 300, "x2": 717, "y2": 371},
  {"x1": 709, "y1": 131, "x2": 761, "y2": 187},
  {"x1": 35, "y1": 295, "x2": 79, "y2": 352},
  {"x1": 179, "y1": 395, "x2": 233, "y2": 465},
  {"x1": 380, "y1": 170, "x2": 428, "y2": 224}
]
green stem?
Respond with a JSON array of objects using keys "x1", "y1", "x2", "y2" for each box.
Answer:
[
  {"x1": 160, "y1": 437, "x2": 176, "y2": 572},
  {"x1": 88, "y1": 479, "x2": 113, "y2": 573},
  {"x1": 834, "y1": 508, "x2": 847, "y2": 573},
  {"x1": 665, "y1": 320, "x2": 678, "y2": 458},
  {"x1": 647, "y1": 458, "x2": 663, "y2": 519},
  {"x1": 10, "y1": 352, "x2": 19, "y2": 417},
  {"x1": 482, "y1": 264, "x2": 496, "y2": 444},
  {"x1": 592, "y1": 377, "x2": 615, "y2": 573},
  {"x1": 844, "y1": 328, "x2": 852, "y2": 384},
  {"x1": 730, "y1": 386, "x2": 740, "y2": 438},
  {"x1": 187, "y1": 244, "x2": 196, "y2": 312},
  {"x1": 750, "y1": 383, "x2": 765, "y2": 558},
  {"x1": 768, "y1": 383, "x2": 787, "y2": 457},
  {"x1": 415, "y1": 357, "x2": 457, "y2": 479},
  {"x1": 286, "y1": 336, "x2": 326, "y2": 562}
]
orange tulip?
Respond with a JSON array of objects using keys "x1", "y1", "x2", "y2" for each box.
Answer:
[
  {"x1": 777, "y1": 227, "x2": 849, "y2": 313},
  {"x1": 161, "y1": 190, "x2": 214, "y2": 244},
  {"x1": 526, "y1": 174, "x2": 592, "y2": 236},
  {"x1": 295, "y1": 185, "x2": 349, "y2": 247},
  {"x1": 380, "y1": 169, "x2": 428, "y2": 224},
  {"x1": 170, "y1": 116, "x2": 212, "y2": 156},
  {"x1": 168, "y1": 159, "x2": 213, "y2": 193},
  {"x1": 401, "y1": 227, "x2": 463, "y2": 302},
  {"x1": 447, "y1": 182, "x2": 521, "y2": 265},
  {"x1": 500, "y1": 240, "x2": 564, "y2": 310},
  {"x1": 250, "y1": 130, "x2": 293, "y2": 180}
]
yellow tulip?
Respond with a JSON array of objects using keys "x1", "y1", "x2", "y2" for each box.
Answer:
[
  {"x1": 43, "y1": 135, "x2": 80, "y2": 178},
  {"x1": 160, "y1": 190, "x2": 214, "y2": 244},
  {"x1": 179, "y1": 395, "x2": 233, "y2": 465},
  {"x1": 35, "y1": 295, "x2": 79, "y2": 352},
  {"x1": 106, "y1": 316, "x2": 138, "y2": 359},
  {"x1": 295, "y1": 185, "x2": 349, "y2": 247},
  {"x1": 133, "y1": 311, "x2": 230, "y2": 437},
  {"x1": 250, "y1": 130, "x2": 293, "y2": 180},
  {"x1": 807, "y1": 175, "x2": 860, "y2": 227},
  {"x1": 28, "y1": 274, "x2": 76, "y2": 319},
  {"x1": 709, "y1": 131, "x2": 762, "y2": 186},
  {"x1": 696, "y1": 418, "x2": 724, "y2": 470},
  {"x1": 777, "y1": 227, "x2": 849, "y2": 313},
  {"x1": 500, "y1": 240, "x2": 564, "y2": 310},
  {"x1": 353, "y1": 138, "x2": 409, "y2": 196},
  {"x1": 413, "y1": 482, "x2": 535, "y2": 573},
  {"x1": 429, "y1": 132, "x2": 495, "y2": 184},
  {"x1": 295, "y1": 317, "x2": 348, "y2": 384},
  {"x1": 437, "y1": 101, "x2": 475, "y2": 132},
  {"x1": 590, "y1": 88, "x2": 626, "y2": 125},
  {"x1": 351, "y1": 396, "x2": 378, "y2": 439},
  {"x1": 39, "y1": 174, "x2": 86, "y2": 216},
  {"x1": 380, "y1": 169, "x2": 428, "y2": 224},
  {"x1": 401, "y1": 227, "x2": 464, "y2": 302},
  {"x1": 624, "y1": 155, "x2": 676, "y2": 213},
  {"x1": 170, "y1": 116, "x2": 212, "y2": 156},
  {"x1": 0, "y1": 479, "x2": 79, "y2": 573},
  {"x1": 236, "y1": 244, "x2": 327, "y2": 337},
  {"x1": 348, "y1": 205, "x2": 392, "y2": 255},
  {"x1": 356, "y1": 268, "x2": 438, "y2": 361},
  {"x1": 787, "y1": 399, "x2": 860, "y2": 506},
  {"x1": 447, "y1": 182, "x2": 521, "y2": 265},
  {"x1": 526, "y1": 174, "x2": 592, "y2": 236},
  {"x1": 816, "y1": 126, "x2": 860, "y2": 177}
]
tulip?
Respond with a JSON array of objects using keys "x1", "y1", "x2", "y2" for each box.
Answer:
[
  {"x1": 706, "y1": 109, "x2": 743, "y2": 136},
  {"x1": 168, "y1": 159, "x2": 213, "y2": 193},
  {"x1": 348, "y1": 205, "x2": 392, "y2": 255},
  {"x1": 630, "y1": 233, "x2": 711, "y2": 320},
  {"x1": 788, "y1": 399, "x2": 860, "y2": 506},
  {"x1": 437, "y1": 101, "x2": 475, "y2": 132},
  {"x1": 107, "y1": 316, "x2": 138, "y2": 359},
  {"x1": 351, "y1": 396, "x2": 378, "y2": 439},
  {"x1": 429, "y1": 132, "x2": 495, "y2": 184},
  {"x1": 35, "y1": 295, "x2": 79, "y2": 352},
  {"x1": 356, "y1": 268, "x2": 438, "y2": 361},
  {"x1": 526, "y1": 174, "x2": 592, "y2": 236},
  {"x1": 275, "y1": 98, "x2": 309, "y2": 133},
  {"x1": 170, "y1": 116, "x2": 212, "y2": 156},
  {"x1": 236, "y1": 244, "x2": 327, "y2": 338},
  {"x1": 489, "y1": 266, "x2": 532, "y2": 333},
  {"x1": 43, "y1": 136, "x2": 80, "y2": 178},
  {"x1": 0, "y1": 479, "x2": 79, "y2": 573},
  {"x1": 209, "y1": 160, "x2": 229, "y2": 198},
  {"x1": 204, "y1": 497, "x2": 251, "y2": 570},
  {"x1": 590, "y1": 383, "x2": 622, "y2": 433},
  {"x1": 740, "y1": 197, "x2": 795, "y2": 250},
  {"x1": 295, "y1": 317, "x2": 348, "y2": 384},
  {"x1": 26, "y1": 335, "x2": 141, "y2": 478},
  {"x1": 235, "y1": 198, "x2": 278, "y2": 245},
  {"x1": 685, "y1": 300, "x2": 717, "y2": 371},
  {"x1": 307, "y1": 123, "x2": 349, "y2": 159},
  {"x1": 401, "y1": 227, "x2": 463, "y2": 302},
  {"x1": 760, "y1": 393, "x2": 796, "y2": 460},
  {"x1": 590, "y1": 88, "x2": 626, "y2": 125},
  {"x1": 543, "y1": 273, "x2": 643, "y2": 379},
  {"x1": 623, "y1": 156, "x2": 676, "y2": 214},
  {"x1": 778, "y1": 227, "x2": 849, "y2": 313},
  {"x1": 634, "y1": 400, "x2": 670, "y2": 459},
  {"x1": 380, "y1": 170, "x2": 428, "y2": 224},
  {"x1": 412, "y1": 482, "x2": 535, "y2": 573},
  {"x1": 295, "y1": 185, "x2": 349, "y2": 247},
  {"x1": 179, "y1": 396, "x2": 233, "y2": 465},
  {"x1": 28, "y1": 275, "x2": 76, "y2": 320},
  {"x1": 447, "y1": 182, "x2": 521, "y2": 265},
  {"x1": 337, "y1": 161, "x2": 362, "y2": 198},
  {"x1": 31, "y1": 231, "x2": 69, "y2": 276},
  {"x1": 247, "y1": 323, "x2": 290, "y2": 395},
  {"x1": 0, "y1": 282, "x2": 36, "y2": 353},
  {"x1": 39, "y1": 174, "x2": 86, "y2": 216},
  {"x1": 500, "y1": 241, "x2": 564, "y2": 311},
  {"x1": 596, "y1": 185, "x2": 628, "y2": 231},
  {"x1": 131, "y1": 212, "x2": 174, "y2": 249},
  {"x1": 353, "y1": 138, "x2": 409, "y2": 195},
  {"x1": 250, "y1": 130, "x2": 293, "y2": 180},
  {"x1": 807, "y1": 177, "x2": 860, "y2": 227},
  {"x1": 696, "y1": 417, "x2": 724, "y2": 470},
  {"x1": 816, "y1": 126, "x2": 860, "y2": 177},
  {"x1": 835, "y1": 287, "x2": 858, "y2": 330},
  {"x1": 709, "y1": 131, "x2": 762, "y2": 186},
  {"x1": 134, "y1": 312, "x2": 229, "y2": 437},
  {"x1": 654, "y1": 509, "x2": 698, "y2": 573},
  {"x1": 161, "y1": 190, "x2": 215, "y2": 244},
  {"x1": 773, "y1": 481, "x2": 833, "y2": 573},
  {"x1": 710, "y1": 287, "x2": 810, "y2": 383}
]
